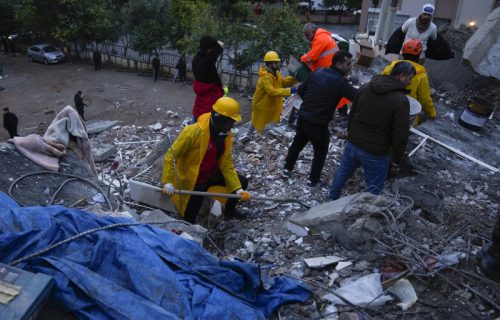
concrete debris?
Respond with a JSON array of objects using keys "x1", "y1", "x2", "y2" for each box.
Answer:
[
  {"x1": 323, "y1": 273, "x2": 392, "y2": 307},
  {"x1": 139, "y1": 209, "x2": 208, "y2": 244},
  {"x1": 304, "y1": 256, "x2": 345, "y2": 269},
  {"x1": 86, "y1": 120, "x2": 121, "y2": 135},
  {"x1": 463, "y1": 7, "x2": 500, "y2": 79},
  {"x1": 61, "y1": 53, "x2": 500, "y2": 319},
  {"x1": 387, "y1": 279, "x2": 418, "y2": 311},
  {"x1": 92, "y1": 144, "x2": 116, "y2": 162}
]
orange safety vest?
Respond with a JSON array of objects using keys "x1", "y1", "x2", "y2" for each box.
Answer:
[{"x1": 301, "y1": 28, "x2": 338, "y2": 72}]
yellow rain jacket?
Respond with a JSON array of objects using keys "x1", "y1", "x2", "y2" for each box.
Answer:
[
  {"x1": 382, "y1": 59, "x2": 436, "y2": 119},
  {"x1": 251, "y1": 66, "x2": 297, "y2": 132},
  {"x1": 161, "y1": 113, "x2": 242, "y2": 215}
]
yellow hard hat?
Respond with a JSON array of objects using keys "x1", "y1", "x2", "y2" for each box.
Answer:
[
  {"x1": 212, "y1": 97, "x2": 241, "y2": 122},
  {"x1": 264, "y1": 51, "x2": 280, "y2": 62}
]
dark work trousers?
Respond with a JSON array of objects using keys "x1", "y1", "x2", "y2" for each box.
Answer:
[
  {"x1": 6, "y1": 126, "x2": 18, "y2": 138},
  {"x1": 183, "y1": 171, "x2": 248, "y2": 224},
  {"x1": 490, "y1": 211, "x2": 500, "y2": 261},
  {"x1": 284, "y1": 118, "x2": 329, "y2": 184},
  {"x1": 76, "y1": 107, "x2": 85, "y2": 121},
  {"x1": 153, "y1": 67, "x2": 160, "y2": 82}
]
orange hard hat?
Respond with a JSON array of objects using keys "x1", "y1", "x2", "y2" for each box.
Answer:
[{"x1": 402, "y1": 39, "x2": 423, "y2": 55}]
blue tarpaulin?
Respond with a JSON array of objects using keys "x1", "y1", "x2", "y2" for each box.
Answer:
[{"x1": 0, "y1": 192, "x2": 311, "y2": 319}]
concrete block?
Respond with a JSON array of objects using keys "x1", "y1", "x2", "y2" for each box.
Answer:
[
  {"x1": 463, "y1": 7, "x2": 500, "y2": 79},
  {"x1": 86, "y1": 120, "x2": 121, "y2": 135},
  {"x1": 288, "y1": 192, "x2": 372, "y2": 232},
  {"x1": 129, "y1": 179, "x2": 178, "y2": 214},
  {"x1": 92, "y1": 144, "x2": 116, "y2": 162},
  {"x1": 304, "y1": 256, "x2": 345, "y2": 269}
]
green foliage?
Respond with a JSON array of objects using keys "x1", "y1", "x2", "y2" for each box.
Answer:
[
  {"x1": 0, "y1": 0, "x2": 16, "y2": 35},
  {"x1": 53, "y1": 0, "x2": 119, "y2": 43},
  {"x1": 249, "y1": 4, "x2": 308, "y2": 64}
]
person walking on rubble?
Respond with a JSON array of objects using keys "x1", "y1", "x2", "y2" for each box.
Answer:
[
  {"x1": 3, "y1": 108, "x2": 19, "y2": 139},
  {"x1": 328, "y1": 61, "x2": 416, "y2": 200},
  {"x1": 162, "y1": 97, "x2": 254, "y2": 224},
  {"x1": 74, "y1": 90, "x2": 87, "y2": 121},
  {"x1": 382, "y1": 39, "x2": 436, "y2": 125},
  {"x1": 301, "y1": 23, "x2": 338, "y2": 72},
  {"x1": 251, "y1": 51, "x2": 298, "y2": 132},
  {"x1": 283, "y1": 51, "x2": 357, "y2": 188},
  {"x1": 191, "y1": 36, "x2": 224, "y2": 123},
  {"x1": 152, "y1": 52, "x2": 161, "y2": 82}
]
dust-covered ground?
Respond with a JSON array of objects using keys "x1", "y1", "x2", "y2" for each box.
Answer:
[
  {"x1": 1, "y1": 50, "x2": 499, "y2": 319},
  {"x1": 0, "y1": 54, "x2": 253, "y2": 141}
]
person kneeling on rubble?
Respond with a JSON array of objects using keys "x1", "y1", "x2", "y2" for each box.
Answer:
[
  {"x1": 382, "y1": 39, "x2": 436, "y2": 126},
  {"x1": 162, "y1": 97, "x2": 253, "y2": 223}
]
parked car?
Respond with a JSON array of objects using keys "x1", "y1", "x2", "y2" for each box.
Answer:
[{"x1": 27, "y1": 44, "x2": 66, "y2": 64}]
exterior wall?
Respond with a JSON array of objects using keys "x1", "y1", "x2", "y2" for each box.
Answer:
[
  {"x1": 359, "y1": 0, "x2": 495, "y2": 34},
  {"x1": 454, "y1": 0, "x2": 495, "y2": 27}
]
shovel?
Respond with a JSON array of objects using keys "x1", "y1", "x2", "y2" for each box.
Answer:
[{"x1": 170, "y1": 189, "x2": 311, "y2": 209}]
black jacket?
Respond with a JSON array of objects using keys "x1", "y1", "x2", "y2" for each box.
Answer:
[
  {"x1": 3, "y1": 112, "x2": 18, "y2": 129},
  {"x1": 386, "y1": 27, "x2": 453, "y2": 60},
  {"x1": 152, "y1": 57, "x2": 160, "y2": 69},
  {"x1": 192, "y1": 43, "x2": 223, "y2": 86},
  {"x1": 348, "y1": 75, "x2": 409, "y2": 163},
  {"x1": 74, "y1": 94, "x2": 86, "y2": 109},
  {"x1": 297, "y1": 67, "x2": 357, "y2": 126}
]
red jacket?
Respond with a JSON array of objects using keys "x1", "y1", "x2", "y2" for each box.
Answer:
[{"x1": 192, "y1": 80, "x2": 224, "y2": 118}]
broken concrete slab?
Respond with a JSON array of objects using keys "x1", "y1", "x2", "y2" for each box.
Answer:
[
  {"x1": 139, "y1": 209, "x2": 208, "y2": 244},
  {"x1": 86, "y1": 120, "x2": 121, "y2": 135},
  {"x1": 288, "y1": 192, "x2": 373, "y2": 233},
  {"x1": 463, "y1": 7, "x2": 500, "y2": 80},
  {"x1": 304, "y1": 256, "x2": 345, "y2": 269},
  {"x1": 92, "y1": 144, "x2": 116, "y2": 162}
]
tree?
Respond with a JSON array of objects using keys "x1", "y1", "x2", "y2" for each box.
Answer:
[
  {"x1": 0, "y1": 0, "x2": 16, "y2": 35},
  {"x1": 249, "y1": 4, "x2": 308, "y2": 65}
]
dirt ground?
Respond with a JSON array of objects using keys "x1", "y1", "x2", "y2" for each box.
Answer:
[{"x1": 0, "y1": 54, "x2": 253, "y2": 141}]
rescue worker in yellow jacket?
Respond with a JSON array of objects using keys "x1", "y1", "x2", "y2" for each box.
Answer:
[
  {"x1": 301, "y1": 23, "x2": 338, "y2": 72},
  {"x1": 251, "y1": 51, "x2": 298, "y2": 132},
  {"x1": 381, "y1": 39, "x2": 436, "y2": 125},
  {"x1": 162, "y1": 97, "x2": 252, "y2": 223}
]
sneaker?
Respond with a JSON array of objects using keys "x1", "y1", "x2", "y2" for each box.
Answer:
[
  {"x1": 282, "y1": 169, "x2": 291, "y2": 179},
  {"x1": 307, "y1": 180, "x2": 323, "y2": 188}
]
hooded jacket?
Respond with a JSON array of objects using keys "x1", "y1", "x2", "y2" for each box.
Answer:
[
  {"x1": 301, "y1": 28, "x2": 338, "y2": 71},
  {"x1": 162, "y1": 113, "x2": 241, "y2": 215},
  {"x1": 251, "y1": 66, "x2": 297, "y2": 131},
  {"x1": 382, "y1": 59, "x2": 436, "y2": 118},
  {"x1": 297, "y1": 67, "x2": 357, "y2": 126},
  {"x1": 348, "y1": 75, "x2": 410, "y2": 163}
]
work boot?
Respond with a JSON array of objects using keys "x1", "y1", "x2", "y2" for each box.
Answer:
[
  {"x1": 224, "y1": 208, "x2": 261, "y2": 220},
  {"x1": 307, "y1": 180, "x2": 324, "y2": 188},
  {"x1": 282, "y1": 169, "x2": 291, "y2": 179},
  {"x1": 479, "y1": 243, "x2": 500, "y2": 283}
]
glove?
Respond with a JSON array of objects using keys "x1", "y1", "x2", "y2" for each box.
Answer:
[
  {"x1": 163, "y1": 183, "x2": 175, "y2": 195},
  {"x1": 290, "y1": 87, "x2": 297, "y2": 95},
  {"x1": 223, "y1": 86, "x2": 229, "y2": 96},
  {"x1": 236, "y1": 189, "x2": 251, "y2": 201}
]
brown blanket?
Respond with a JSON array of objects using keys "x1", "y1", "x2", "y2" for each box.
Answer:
[{"x1": 11, "y1": 106, "x2": 97, "y2": 175}]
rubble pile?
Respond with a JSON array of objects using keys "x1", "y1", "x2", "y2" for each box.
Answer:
[
  {"x1": 86, "y1": 107, "x2": 499, "y2": 319},
  {"x1": 439, "y1": 24, "x2": 475, "y2": 57}
]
